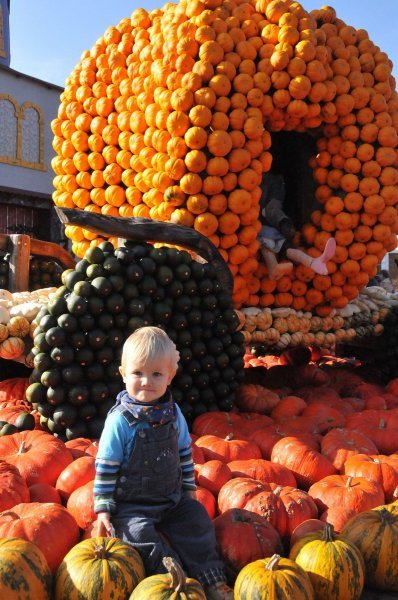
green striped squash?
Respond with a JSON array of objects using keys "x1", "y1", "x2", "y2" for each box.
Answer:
[
  {"x1": 0, "y1": 536, "x2": 52, "y2": 600},
  {"x1": 130, "y1": 557, "x2": 206, "y2": 599},
  {"x1": 54, "y1": 536, "x2": 145, "y2": 600},
  {"x1": 234, "y1": 554, "x2": 314, "y2": 599},
  {"x1": 289, "y1": 523, "x2": 365, "y2": 600},
  {"x1": 342, "y1": 504, "x2": 398, "y2": 591}
]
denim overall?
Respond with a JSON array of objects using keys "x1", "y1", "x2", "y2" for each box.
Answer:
[{"x1": 111, "y1": 405, "x2": 225, "y2": 583}]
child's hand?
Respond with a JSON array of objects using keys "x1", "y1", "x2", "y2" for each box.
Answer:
[{"x1": 96, "y1": 512, "x2": 113, "y2": 537}]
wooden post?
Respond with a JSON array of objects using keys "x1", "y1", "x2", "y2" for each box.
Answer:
[{"x1": 8, "y1": 234, "x2": 31, "y2": 292}]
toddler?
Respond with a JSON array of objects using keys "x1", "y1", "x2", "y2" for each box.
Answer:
[{"x1": 94, "y1": 326, "x2": 232, "y2": 600}]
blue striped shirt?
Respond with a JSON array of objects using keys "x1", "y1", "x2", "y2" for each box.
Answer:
[{"x1": 94, "y1": 403, "x2": 196, "y2": 513}]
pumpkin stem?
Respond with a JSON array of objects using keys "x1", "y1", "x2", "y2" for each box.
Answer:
[
  {"x1": 379, "y1": 507, "x2": 396, "y2": 524},
  {"x1": 0, "y1": 510, "x2": 19, "y2": 520},
  {"x1": 225, "y1": 433, "x2": 234, "y2": 441},
  {"x1": 379, "y1": 419, "x2": 386, "y2": 429},
  {"x1": 94, "y1": 544, "x2": 108, "y2": 559},
  {"x1": 345, "y1": 476, "x2": 353, "y2": 487},
  {"x1": 163, "y1": 557, "x2": 186, "y2": 592},
  {"x1": 393, "y1": 487, "x2": 398, "y2": 500},
  {"x1": 266, "y1": 554, "x2": 281, "y2": 571},
  {"x1": 17, "y1": 440, "x2": 26, "y2": 455},
  {"x1": 322, "y1": 522, "x2": 335, "y2": 542}
]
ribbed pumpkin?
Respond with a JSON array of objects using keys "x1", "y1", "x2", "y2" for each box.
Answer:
[
  {"x1": 234, "y1": 554, "x2": 314, "y2": 600},
  {"x1": 341, "y1": 504, "x2": 398, "y2": 591},
  {"x1": 0, "y1": 430, "x2": 73, "y2": 487},
  {"x1": 54, "y1": 536, "x2": 145, "y2": 600},
  {"x1": 0, "y1": 378, "x2": 30, "y2": 403},
  {"x1": 0, "y1": 537, "x2": 53, "y2": 600},
  {"x1": 289, "y1": 523, "x2": 365, "y2": 600},
  {"x1": 0, "y1": 337, "x2": 25, "y2": 360},
  {"x1": 0, "y1": 502, "x2": 80, "y2": 573},
  {"x1": 213, "y1": 508, "x2": 283, "y2": 575},
  {"x1": 0, "y1": 460, "x2": 30, "y2": 511},
  {"x1": 130, "y1": 556, "x2": 206, "y2": 599}
]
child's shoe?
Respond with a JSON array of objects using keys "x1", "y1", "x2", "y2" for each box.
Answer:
[{"x1": 205, "y1": 580, "x2": 234, "y2": 600}]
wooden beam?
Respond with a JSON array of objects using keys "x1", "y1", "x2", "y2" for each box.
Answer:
[{"x1": 8, "y1": 234, "x2": 30, "y2": 292}]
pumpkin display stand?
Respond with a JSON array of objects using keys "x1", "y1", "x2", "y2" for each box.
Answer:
[
  {"x1": 0, "y1": 233, "x2": 75, "y2": 292},
  {"x1": 24, "y1": 211, "x2": 245, "y2": 439},
  {"x1": 0, "y1": 234, "x2": 75, "y2": 369}
]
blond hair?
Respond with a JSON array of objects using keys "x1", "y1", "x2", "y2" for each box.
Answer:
[{"x1": 120, "y1": 326, "x2": 180, "y2": 375}]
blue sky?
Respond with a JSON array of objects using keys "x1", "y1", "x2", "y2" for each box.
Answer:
[{"x1": 9, "y1": 0, "x2": 398, "y2": 87}]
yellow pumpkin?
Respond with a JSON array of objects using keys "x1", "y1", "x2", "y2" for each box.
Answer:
[
  {"x1": 289, "y1": 523, "x2": 365, "y2": 600},
  {"x1": 234, "y1": 554, "x2": 314, "y2": 600},
  {"x1": 7, "y1": 316, "x2": 31, "y2": 339}
]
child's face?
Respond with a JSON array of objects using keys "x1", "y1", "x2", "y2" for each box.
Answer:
[{"x1": 120, "y1": 354, "x2": 175, "y2": 403}]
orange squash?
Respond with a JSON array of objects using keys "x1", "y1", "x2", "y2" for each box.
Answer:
[{"x1": 51, "y1": 1, "x2": 398, "y2": 313}]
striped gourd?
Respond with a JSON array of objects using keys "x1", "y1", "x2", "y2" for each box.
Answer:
[
  {"x1": 289, "y1": 523, "x2": 365, "y2": 600},
  {"x1": 234, "y1": 554, "x2": 314, "y2": 599},
  {"x1": 130, "y1": 557, "x2": 206, "y2": 599},
  {"x1": 342, "y1": 504, "x2": 398, "y2": 591},
  {"x1": 54, "y1": 536, "x2": 145, "y2": 600},
  {"x1": 0, "y1": 536, "x2": 52, "y2": 600}
]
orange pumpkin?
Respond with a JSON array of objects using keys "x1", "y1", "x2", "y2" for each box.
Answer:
[{"x1": 51, "y1": 1, "x2": 398, "y2": 313}]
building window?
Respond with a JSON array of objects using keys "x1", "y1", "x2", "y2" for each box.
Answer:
[
  {"x1": 0, "y1": 97, "x2": 17, "y2": 159},
  {"x1": 21, "y1": 106, "x2": 40, "y2": 163},
  {"x1": 0, "y1": 94, "x2": 46, "y2": 170}
]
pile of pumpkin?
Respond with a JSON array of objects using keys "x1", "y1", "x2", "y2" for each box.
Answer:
[
  {"x1": 28, "y1": 257, "x2": 64, "y2": 290},
  {"x1": 50, "y1": 0, "x2": 398, "y2": 314},
  {"x1": 26, "y1": 240, "x2": 245, "y2": 439},
  {"x1": 0, "y1": 287, "x2": 57, "y2": 362},
  {"x1": 0, "y1": 254, "x2": 64, "y2": 293},
  {"x1": 1, "y1": 363, "x2": 398, "y2": 597}
]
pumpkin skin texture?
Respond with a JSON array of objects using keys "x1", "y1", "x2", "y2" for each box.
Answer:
[
  {"x1": 0, "y1": 460, "x2": 30, "y2": 511},
  {"x1": 308, "y1": 474, "x2": 385, "y2": 513},
  {"x1": 52, "y1": 2, "x2": 398, "y2": 312},
  {"x1": 289, "y1": 523, "x2": 365, "y2": 600},
  {"x1": 0, "y1": 377, "x2": 30, "y2": 402},
  {"x1": 29, "y1": 483, "x2": 62, "y2": 504},
  {"x1": 217, "y1": 477, "x2": 318, "y2": 539},
  {"x1": 0, "y1": 537, "x2": 52, "y2": 600},
  {"x1": 56, "y1": 456, "x2": 96, "y2": 501},
  {"x1": 227, "y1": 458, "x2": 297, "y2": 488},
  {"x1": 195, "y1": 434, "x2": 261, "y2": 463},
  {"x1": 55, "y1": 536, "x2": 145, "y2": 600},
  {"x1": 235, "y1": 384, "x2": 280, "y2": 414},
  {"x1": 213, "y1": 508, "x2": 283, "y2": 575},
  {"x1": 234, "y1": 554, "x2": 314, "y2": 600},
  {"x1": 64, "y1": 437, "x2": 99, "y2": 459},
  {"x1": 343, "y1": 453, "x2": 398, "y2": 502},
  {"x1": 0, "y1": 430, "x2": 73, "y2": 486},
  {"x1": 66, "y1": 480, "x2": 96, "y2": 529},
  {"x1": 195, "y1": 485, "x2": 217, "y2": 519},
  {"x1": 342, "y1": 505, "x2": 398, "y2": 591},
  {"x1": 271, "y1": 436, "x2": 336, "y2": 490},
  {"x1": 130, "y1": 556, "x2": 205, "y2": 599},
  {"x1": 0, "y1": 502, "x2": 80, "y2": 573}
]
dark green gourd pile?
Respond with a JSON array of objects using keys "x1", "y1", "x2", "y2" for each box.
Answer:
[{"x1": 26, "y1": 241, "x2": 245, "y2": 440}]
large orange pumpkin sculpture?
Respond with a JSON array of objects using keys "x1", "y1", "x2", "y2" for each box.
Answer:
[{"x1": 51, "y1": 0, "x2": 398, "y2": 314}]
